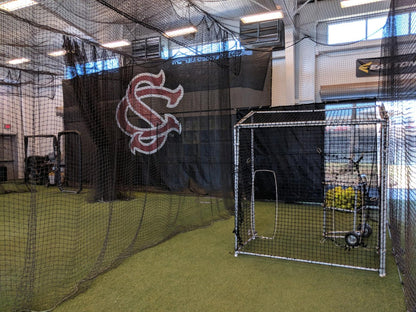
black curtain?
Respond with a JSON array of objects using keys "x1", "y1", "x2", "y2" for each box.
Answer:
[
  {"x1": 237, "y1": 104, "x2": 325, "y2": 203},
  {"x1": 63, "y1": 39, "x2": 271, "y2": 200}
]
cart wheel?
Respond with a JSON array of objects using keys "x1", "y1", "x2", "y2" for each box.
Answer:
[
  {"x1": 345, "y1": 232, "x2": 360, "y2": 247},
  {"x1": 357, "y1": 223, "x2": 372, "y2": 238}
]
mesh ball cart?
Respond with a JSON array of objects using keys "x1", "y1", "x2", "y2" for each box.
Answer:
[
  {"x1": 233, "y1": 105, "x2": 388, "y2": 276},
  {"x1": 322, "y1": 154, "x2": 373, "y2": 248}
]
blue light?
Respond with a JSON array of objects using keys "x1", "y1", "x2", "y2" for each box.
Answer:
[
  {"x1": 65, "y1": 57, "x2": 120, "y2": 79},
  {"x1": 165, "y1": 40, "x2": 243, "y2": 60}
]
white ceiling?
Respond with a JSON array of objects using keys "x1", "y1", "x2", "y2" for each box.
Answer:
[{"x1": 0, "y1": 0, "x2": 392, "y2": 75}]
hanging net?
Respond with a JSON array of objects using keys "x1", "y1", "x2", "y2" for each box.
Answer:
[
  {"x1": 0, "y1": 1, "x2": 272, "y2": 310},
  {"x1": 0, "y1": 0, "x2": 415, "y2": 311},
  {"x1": 380, "y1": 0, "x2": 416, "y2": 310}
]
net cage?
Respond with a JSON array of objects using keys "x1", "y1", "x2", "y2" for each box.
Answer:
[
  {"x1": 233, "y1": 105, "x2": 389, "y2": 275},
  {"x1": 380, "y1": 0, "x2": 416, "y2": 309},
  {"x1": 0, "y1": 0, "x2": 415, "y2": 310},
  {"x1": 0, "y1": 1, "x2": 251, "y2": 310},
  {"x1": 0, "y1": 49, "x2": 239, "y2": 311}
]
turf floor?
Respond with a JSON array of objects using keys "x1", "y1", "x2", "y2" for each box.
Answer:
[
  {"x1": 0, "y1": 186, "x2": 230, "y2": 311},
  {"x1": 236, "y1": 201, "x2": 381, "y2": 270},
  {"x1": 55, "y1": 218, "x2": 406, "y2": 312}
]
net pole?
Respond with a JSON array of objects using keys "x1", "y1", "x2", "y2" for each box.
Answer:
[
  {"x1": 379, "y1": 122, "x2": 388, "y2": 277},
  {"x1": 233, "y1": 125, "x2": 240, "y2": 256},
  {"x1": 250, "y1": 127, "x2": 255, "y2": 236}
]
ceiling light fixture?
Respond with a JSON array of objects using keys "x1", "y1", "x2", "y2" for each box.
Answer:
[
  {"x1": 102, "y1": 40, "x2": 131, "y2": 49},
  {"x1": 0, "y1": 0, "x2": 37, "y2": 11},
  {"x1": 7, "y1": 57, "x2": 30, "y2": 65},
  {"x1": 164, "y1": 26, "x2": 197, "y2": 38},
  {"x1": 240, "y1": 11, "x2": 284, "y2": 24},
  {"x1": 48, "y1": 50, "x2": 66, "y2": 57},
  {"x1": 340, "y1": 0, "x2": 384, "y2": 8}
]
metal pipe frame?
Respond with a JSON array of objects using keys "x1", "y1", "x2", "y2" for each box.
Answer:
[
  {"x1": 378, "y1": 121, "x2": 388, "y2": 277},
  {"x1": 233, "y1": 125, "x2": 240, "y2": 256},
  {"x1": 234, "y1": 107, "x2": 388, "y2": 276},
  {"x1": 236, "y1": 119, "x2": 387, "y2": 129},
  {"x1": 235, "y1": 250, "x2": 380, "y2": 273}
]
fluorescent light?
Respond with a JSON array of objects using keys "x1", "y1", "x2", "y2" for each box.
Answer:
[
  {"x1": 340, "y1": 0, "x2": 384, "y2": 8},
  {"x1": 7, "y1": 57, "x2": 30, "y2": 65},
  {"x1": 102, "y1": 40, "x2": 130, "y2": 48},
  {"x1": 241, "y1": 11, "x2": 284, "y2": 24},
  {"x1": 164, "y1": 26, "x2": 197, "y2": 38},
  {"x1": 0, "y1": 0, "x2": 37, "y2": 11},
  {"x1": 48, "y1": 50, "x2": 66, "y2": 57}
]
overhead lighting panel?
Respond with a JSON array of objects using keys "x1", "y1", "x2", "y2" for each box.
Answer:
[
  {"x1": 48, "y1": 50, "x2": 66, "y2": 57},
  {"x1": 240, "y1": 11, "x2": 284, "y2": 24},
  {"x1": 0, "y1": 0, "x2": 37, "y2": 11},
  {"x1": 164, "y1": 26, "x2": 197, "y2": 38},
  {"x1": 340, "y1": 0, "x2": 384, "y2": 8},
  {"x1": 7, "y1": 57, "x2": 30, "y2": 65},
  {"x1": 102, "y1": 40, "x2": 131, "y2": 49}
]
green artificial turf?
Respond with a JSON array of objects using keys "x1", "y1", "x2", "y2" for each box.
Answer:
[
  {"x1": 55, "y1": 217, "x2": 406, "y2": 312},
  {"x1": 237, "y1": 201, "x2": 381, "y2": 269},
  {"x1": 0, "y1": 187, "x2": 407, "y2": 311},
  {"x1": 0, "y1": 187, "x2": 230, "y2": 311}
]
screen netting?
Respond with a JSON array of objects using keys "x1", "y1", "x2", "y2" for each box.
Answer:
[
  {"x1": 0, "y1": 0, "x2": 415, "y2": 311},
  {"x1": 0, "y1": 1, "x2": 256, "y2": 311},
  {"x1": 380, "y1": 0, "x2": 416, "y2": 310},
  {"x1": 234, "y1": 105, "x2": 388, "y2": 274}
]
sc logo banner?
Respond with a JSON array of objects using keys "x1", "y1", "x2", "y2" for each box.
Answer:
[{"x1": 116, "y1": 70, "x2": 183, "y2": 155}]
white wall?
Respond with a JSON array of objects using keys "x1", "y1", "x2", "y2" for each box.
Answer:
[
  {"x1": 0, "y1": 71, "x2": 64, "y2": 179},
  {"x1": 272, "y1": 39, "x2": 384, "y2": 106},
  {"x1": 271, "y1": 0, "x2": 392, "y2": 106}
]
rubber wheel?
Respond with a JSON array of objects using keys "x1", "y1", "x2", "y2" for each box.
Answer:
[
  {"x1": 357, "y1": 223, "x2": 372, "y2": 238},
  {"x1": 345, "y1": 232, "x2": 360, "y2": 247}
]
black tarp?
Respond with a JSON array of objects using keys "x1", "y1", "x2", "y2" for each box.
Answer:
[
  {"x1": 62, "y1": 46, "x2": 271, "y2": 200},
  {"x1": 237, "y1": 104, "x2": 325, "y2": 203}
]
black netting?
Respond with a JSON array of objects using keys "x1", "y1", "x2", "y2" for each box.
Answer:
[
  {"x1": 0, "y1": 2, "x2": 273, "y2": 310},
  {"x1": 0, "y1": 0, "x2": 415, "y2": 311},
  {"x1": 380, "y1": 0, "x2": 416, "y2": 311},
  {"x1": 234, "y1": 105, "x2": 388, "y2": 272}
]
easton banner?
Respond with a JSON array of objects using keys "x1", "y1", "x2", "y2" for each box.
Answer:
[{"x1": 356, "y1": 54, "x2": 416, "y2": 77}]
